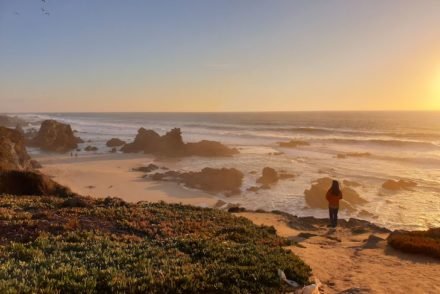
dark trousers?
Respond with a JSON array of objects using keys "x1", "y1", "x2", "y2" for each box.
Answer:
[{"x1": 329, "y1": 207, "x2": 339, "y2": 227}]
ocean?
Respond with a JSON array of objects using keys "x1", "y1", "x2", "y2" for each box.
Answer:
[{"x1": 18, "y1": 111, "x2": 440, "y2": 230}]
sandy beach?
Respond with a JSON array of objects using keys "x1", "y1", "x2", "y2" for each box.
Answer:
[
  {"x1": 239, "y1": 212, "x2": 440, "y2": 294},
  {"x1": 35, "y1": 152, "x2": 218, "y2": 207},
  {"x1": 33, "y1": 152, "x2": 440, "y2": 294}
]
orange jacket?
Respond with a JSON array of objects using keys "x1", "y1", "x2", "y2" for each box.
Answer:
[{"x1": 326, "y1": 191, "x2": 342, "y2": 208}]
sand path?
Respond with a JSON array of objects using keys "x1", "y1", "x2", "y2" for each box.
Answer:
[{"x1": 239, "y1": 212, "x2": 440, "y2": 294}]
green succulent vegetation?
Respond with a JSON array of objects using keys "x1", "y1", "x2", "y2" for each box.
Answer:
[
  {"x1": 388, "y1": 228, "x2": 440, "y2": 259},
  {"x1": 0, "y1": 195, "x2": 311, "y2": 293}
]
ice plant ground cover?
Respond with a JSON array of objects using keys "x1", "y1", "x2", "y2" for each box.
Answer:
[{"x1": 0, "y1": 195, "x2": 311, "y2": 293}]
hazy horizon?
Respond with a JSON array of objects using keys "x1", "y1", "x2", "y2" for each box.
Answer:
[{"x1": 1, "y1": 0, "x2": 439, "y2": 112}]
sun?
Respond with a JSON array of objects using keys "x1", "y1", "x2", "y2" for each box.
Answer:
[{"x1": 428, "y1": 67, "x2": 440, "y2": 109}]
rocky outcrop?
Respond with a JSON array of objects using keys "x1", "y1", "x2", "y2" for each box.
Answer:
[
  {"x1": 257, "y1": 167, "x2": 279, "y2": 185},
  {"x1": 120, "y1": 128, "x2": 162, "y2": 153},
  {"x1": 0, "y1": 126, "x2": 32, "y2": 171},
  {"x1": 106, "y1": 138, "x2": 126, "y2": 147},
  {"x1": 185, "y1": 140, "x2": 238, "y2": 157},
  {"x1": 133, "y1": 164, "x2": 159, "y2": 173},
  {"x1": 278, "y1": 140, "x2": 310, "y2": 148},
  {"x1": 304, "y1": 177, "x2": 367, "y2": 211},
  {"x1": 122, "y1": 127, "x2": 238, "y2": 157},
  {"x1": 0, "y1": 170, "x2": 74, "y2": 197},
  {"x1": 150, "y1": 167, "x2": 244, "y2": 196},
  {"x1": 180, "y1": 168, "x2": 243, "y2": 196},
  {"x1": 0, "y1": 115, "x2": 28, "y2": 128},
  {"x1": 31, "y1": 120, "x2": 81, "y2": 153},
  {"x1": 382, "y1": 179, "x2": 417, "y2": 191},
  {"x1": 84, "y1": 146, "x2": 98, "y2": 152}
]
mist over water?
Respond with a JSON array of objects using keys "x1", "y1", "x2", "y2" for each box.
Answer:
[{"x1": 19, "y1": 111, "x2": 440, "y2": 230}]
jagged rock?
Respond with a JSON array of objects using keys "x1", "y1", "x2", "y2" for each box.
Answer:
[
  {"x1": 0, "y1": 170, "x2": 74, "y2": 197},
  {"x1": 121, "y1": 127, "x2": 238, "y2": 157},
  {"x1": 257, "y1": 167, "x2": 279, "y2": 185},
  {"x1": 304, "y1": 177, "x2": 367, "y2": 211},
  {"x1": 0, "y1": 126, "x2": 32, "y2": 171},
  {"x1": 382, "y1": 179, "x2": 417, "y2": 191},
  {"x1": 84, "y1": 146, "x2": 98, "y2": 152},
  {"x1": 106, "y1": 138, "x2": 126, "y2": 147},
  {"x1": 278, "y1": 140, "x2": 310, "y2": 148},
  {"x1": 120, "y1": 128, "x2": 161, "y2": 153},
  {"x1": 185, "y1": 140, "x2": 238, "y2": 157},
  {"x1": 133, "y1": 164, "x2": 159, "y2": 173},
  {"x1": 31, "y1": 120, "x2": 80, "y2": 152}
]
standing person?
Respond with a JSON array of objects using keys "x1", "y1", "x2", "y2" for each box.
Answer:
[{"x1": 326, "y1": 180, "x2": 343, "y2": 227}]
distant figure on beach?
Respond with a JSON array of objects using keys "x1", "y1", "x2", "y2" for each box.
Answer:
[{"x1": 326, "y1": 180, "x2": 343, "y2": 228}]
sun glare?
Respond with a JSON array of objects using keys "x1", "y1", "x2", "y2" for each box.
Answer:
[{"x1": 428, "y1": 67, "x2": 440, "y2": 109}]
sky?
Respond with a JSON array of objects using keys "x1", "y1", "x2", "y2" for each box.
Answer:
[{"x1": 0, "y1": 0, "x2": 439, "y2": 112}]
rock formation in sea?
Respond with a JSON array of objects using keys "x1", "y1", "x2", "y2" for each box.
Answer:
[
  {"x1": 0, "y1": 126, "x2": 33, "y2": 171},
  {"x1": 106, "y1": 138, "x2": 126, "y2": 147},
  {"x1": 277, "y1": 140, "x2": 310, "y2": 148},
  {"x1": 257, "y1": 167, "x2": 279, "y2": 185},
  {"x1": 121, "y1": 127, "x2": 238, "y2": 157},
  {"x1": 304, "y1": 177, "x2": 367, "y2": 211},
  {"x1": 30, "y1": 120, "x2": 81, "y2": 153},
  {"x1": 84, "y1": 145, "x2": 98, "y2": 152}
]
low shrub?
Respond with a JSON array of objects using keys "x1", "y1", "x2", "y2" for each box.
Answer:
[
  {"x1": 0, "y1": 195, "x2": 311, "y2": 293},
  {"x1": 388, "y1": 228, "x2": 440, "y2": 259}
]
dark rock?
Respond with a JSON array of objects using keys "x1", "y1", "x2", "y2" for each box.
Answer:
[
  {"x1": 31, "y1": 120, "x2": 80, "y2": 152},
  {"x1": 106, "y1": 138, "x2": 126, "y2": 147},
  {"x1": 150, "y1": 170, "x2": 181, "y2": 181},
  {"x1": 121, "y1": 128, "x2": 161, "y2": 153},
  {"x1": 278, "y1": 140, "x2": 310, "y2": 148},
  {"x1": 84, "y1": 146, "x2": 98, "y2": 152},
  {"x1": 185, "y1": 140, "x2": 238, "y2": 157},
  {"x1": 256, "y1": 167, "x2": 279, "y2": 185},
  {"x1": 180, "y1": 168, "x2": 244, "y2": 195},
  {"x1": 363, "y1": 234, "x2": 385, "y2": 249},
  {"x1": 133, "y1": 164, "x2": 159, "y2": 173},
  {"x1": 0, "y1": 170, "x2": 74, "y2": 197},
  {"x1": 121, "y1": 127, "x2": 238, "y2": 157},
  {"x1": 110, "y1": 147, "x2": 117, "y2": 153},
  {"x1": 0, "y1": 127, "x2": 33, "y2": 171}
]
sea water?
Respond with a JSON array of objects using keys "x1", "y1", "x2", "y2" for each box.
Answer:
[{"x1": 18, "y1": 111, "x2": 440, "y2": 230}]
